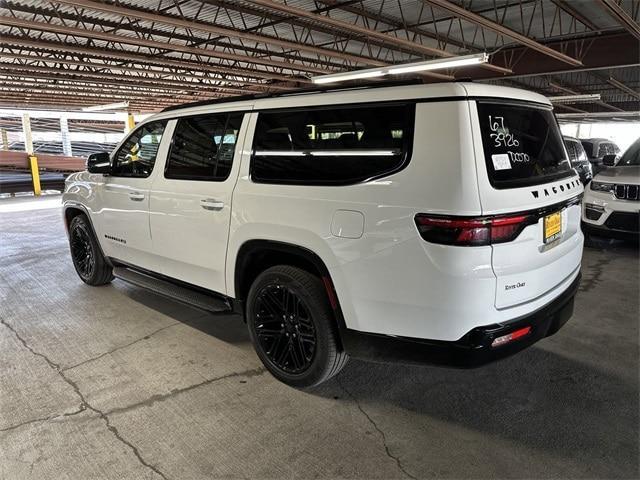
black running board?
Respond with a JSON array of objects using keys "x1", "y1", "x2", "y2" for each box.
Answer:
[{"x1": 113, "y1": 266, "x2": 231, "y2": 313}]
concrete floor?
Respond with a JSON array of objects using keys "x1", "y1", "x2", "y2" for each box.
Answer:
[{"x1": 1, "y1": 195, "x2": 638, "y2": 480}]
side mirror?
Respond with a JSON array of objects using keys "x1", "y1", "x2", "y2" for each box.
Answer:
[
  {"x1": 602, "y1": 154, "x2": 617, "y2": 167},
  {"x1": 87, "y1": 152, "x2": 111, "y2": 174}
]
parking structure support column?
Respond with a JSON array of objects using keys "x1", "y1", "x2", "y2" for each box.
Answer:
[
  {"x1": 60, "y1": 115, "x2": 73, "y2": 157},
  {"x1": 21, "y1": 113, "x2": 41, "y2": 196}
]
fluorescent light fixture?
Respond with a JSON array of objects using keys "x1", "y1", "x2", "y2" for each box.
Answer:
[
  {"x1": 312, "y1": 70, "x2": 386, "y2": 85},
  {"x1": 548, "y1": 94, "x2": 601, "y2": 104},
  {"x1": 387, "y1": 53, "x2": 489, "y2": 75},
  {"x1": 254, "y1": 151, "x2": 305, "y2": 156},
  {"x1": 556, "y1": 111, "x2": 640, "y2": 119},
  {"x1": 309, "y1": 150, "x2": 397, "y2": 156},
  {"x1": 311, "y1": 53, "x2": 489, "y2": 84},
  {"x1": 82, "y1": 101, "x2": 130, "y2": 112},
  {"x1": 254, "y1": 149, "x2": 399, "y2": 156}
]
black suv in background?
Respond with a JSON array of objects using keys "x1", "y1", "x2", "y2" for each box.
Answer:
[{"x1": 564, "y1": 136, "x2": 593, "y2": 184}]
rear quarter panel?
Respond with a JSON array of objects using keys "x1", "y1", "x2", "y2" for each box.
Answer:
[{"x1": 227, "y1": 101, "x2": 489, "y2": 338}]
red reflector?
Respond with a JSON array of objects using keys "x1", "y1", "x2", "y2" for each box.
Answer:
[
  {"x1": 491, "y1": 326, "x2": 532, "y2": 348},
  {"x1": 321, "y1": 276, "x2": 338, "y2": 310}
]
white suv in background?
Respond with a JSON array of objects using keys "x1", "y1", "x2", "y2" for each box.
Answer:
[
  {"x1": 582, "y1": 138, "x2": 640, "y2": 240},
  {"x1": 63, "y1": 83, "x2": 583, "y2": 387}
]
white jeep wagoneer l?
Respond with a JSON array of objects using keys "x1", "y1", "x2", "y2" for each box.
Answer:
[{"x1": 63, "y1": 82, "x2": 584, "y2": 387}]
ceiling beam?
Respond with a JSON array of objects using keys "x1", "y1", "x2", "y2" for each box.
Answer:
[
  {"x1": 421, "y1": 0, "x2": 583, "y2": 66},
  {"x1": 313, "y1": 0, "x2": 511, "y2": 75},
  {"x1": 248, "y1": 0, "x2": 510, "y2": 76},
  {"x1": 197, "y1": 0, "x2": 410, "y2": 58},
  {"x1": 315, "y1": 0, "x2": 472, "y2": 50},
  {"x1": 0, "y1": 92, "x2": 177, "y2": 110},
  {"x1": 0, "y1": 37, "x2": 306, "y2": 85},
  {"x1": 0, "y1": 53, "x2": 278, "y2": 93},
  {"x1": 2, "y1": 0, "x2": 339, "y2": 70},
  {"x1": 0, "y1": 69, "x2": 249, "y2": 103},
  {"x1": 0, "y1": 91, "x2": 199, "y2": 111},
  {"x1": 472, "y1": 32, "x2": 638, "y2": 80},
  {"x1": 250, "y1": 0, "x2": 462, "y2": 58},
  {"x1": 1, "y1": 76, "x2": 204, "y2": 95},
  {"x1": 554, "y1": 104, "x2": 588, "y2": 114},
  {"x1": 0, "y1": 79, "x2": 219, "y2": 102},
  {"x1": 48, "y1": 0, "x2": 383, "y2": 67},
  {"x1": 596, "y1": 0, "x2": 640, "y2": 41},
  {"x1": 0, "y1": 15, "x2": 326, "y2": 75},
  {"x1": 0, "y1": 88, "x2": 192, "y2": 106},
  {"x1": 0, "y1": 52, "x2": 295, "y2": 91},
  {"x1": 0, "y1": 63, "x2": 257, "y2": 95},
  {"x1": 606, "y1": 76, "x2": 640, "y2": 101},
  {"x1": 549, "y1": 0, "x2": 600, "y2": 31}
]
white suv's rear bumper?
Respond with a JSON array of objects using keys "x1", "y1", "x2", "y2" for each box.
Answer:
[
  {"x1": 330, "y1": 233, "x2": 582, "y2": 343},
  {"x1": 339, "y1": 271, "x2": 580, "y2": 368}
]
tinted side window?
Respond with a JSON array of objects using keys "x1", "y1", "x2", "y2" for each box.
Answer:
[
  {"x1": 581, "y1": 141, "x2": 594, "y2": 157},
  {"x1": 618, "y1": 138, "x2": 640, "y2": 166},
  {"x1": 251, "y1": 103, "x2": 414, "y2": 185},
  {"x1": 165, "y1": 113, "x2": 243, "y2": 181},
  {"x1": 565, "y1": 139, "x2": 587, "y2": 164},
  {"x1": 564, "y1": 140, "x2": 579, "y2": 163},
  {"x1": 575, "y1": 141, "x2": 587, "y2": 161},
  {"x1": 597, "y1": 144, "x2": 608, "y2": 158},
  {"x1": 112, "y1": 121, "x2": 166, "y2": 177}
]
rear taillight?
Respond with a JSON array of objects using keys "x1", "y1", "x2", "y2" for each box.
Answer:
[{"x1": 415, "y1": 214, "x2": 532, "y2": 246}]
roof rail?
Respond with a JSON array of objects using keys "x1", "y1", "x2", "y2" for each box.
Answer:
[{"x1": 160, "y1": 78, "x2": 429, "y2": 113}]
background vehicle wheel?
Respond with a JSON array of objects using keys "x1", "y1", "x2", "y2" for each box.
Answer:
[
  {"x1": 246, "y1": 265, "x2": 348, "y2": 388},
  {"x1": 69, "y1": 215, "x2": 113, "y2": 286}
]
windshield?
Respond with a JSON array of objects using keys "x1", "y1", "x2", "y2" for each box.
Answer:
[
  {"x1": 616, "y1": 138, "x2": 640, "y2": 166},
  {"x1": 477, "y1": 101, "x2": 572, "y2": 189}
]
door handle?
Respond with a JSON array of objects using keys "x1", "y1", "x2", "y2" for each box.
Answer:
[
  {"x1": 200, "y1": 199, "x2": 224, "y2": 211},
  {"x1": 129, "y1": 192, "x2": 145, "y2": 201}
]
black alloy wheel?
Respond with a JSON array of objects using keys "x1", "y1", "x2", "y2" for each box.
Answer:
[
  {"x1": 70, "y1": 221, "x2": 95, "y2": 280},
  {"x1": 68, "y1": 215, "x2": 113, "y2": 286},
  {"x1": 254, "y1": 283, "x2": 317, "y2": 374},
  {"x1": 246, "y1": 265, "x2": 348, "y2": 388}
]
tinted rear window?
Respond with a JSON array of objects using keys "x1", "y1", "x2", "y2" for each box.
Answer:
[
  {"x1": 597, "y1": 142, "x2": 619, "y2": 158},
  {"x1": 477, "y1": 102, "x2": 571, "y2": 189},
  {"x1": 251, "y1": 103, "x2": 414, "y2": 185}
]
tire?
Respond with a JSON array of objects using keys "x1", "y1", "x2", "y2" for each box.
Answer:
[
  {"x1": 246, "y1": 265, "x2": 348, "y2": 388},
  {"x1": 69, "y1": 215, "x2": 113, "y2": 286}
]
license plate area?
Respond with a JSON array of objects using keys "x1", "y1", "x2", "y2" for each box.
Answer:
[{"x1": 543, "y1": 211, "x2": 562, "y2": 244}]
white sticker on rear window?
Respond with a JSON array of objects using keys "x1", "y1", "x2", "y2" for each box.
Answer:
[{"x1": 492, "y1": 153, "x2": 511, "y2": 170}]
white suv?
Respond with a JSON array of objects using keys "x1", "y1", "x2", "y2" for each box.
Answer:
[
  {"x1": 63, "y1": 83, "x2": 584, "y2": 387},
  {"x1": 582, "y1": 137, "x2": 640, "y2": 240}
]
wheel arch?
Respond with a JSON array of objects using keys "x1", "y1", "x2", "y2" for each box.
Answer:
[
  {"x1": 63, "y1": 204, "x2": 86, "y2": 231},
  {"x1": 63, "y1": 203, "x2": 111, "y2": 266},
  {"x1": 233, "y1": 240, "x2": 347, "y2": 336}
]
